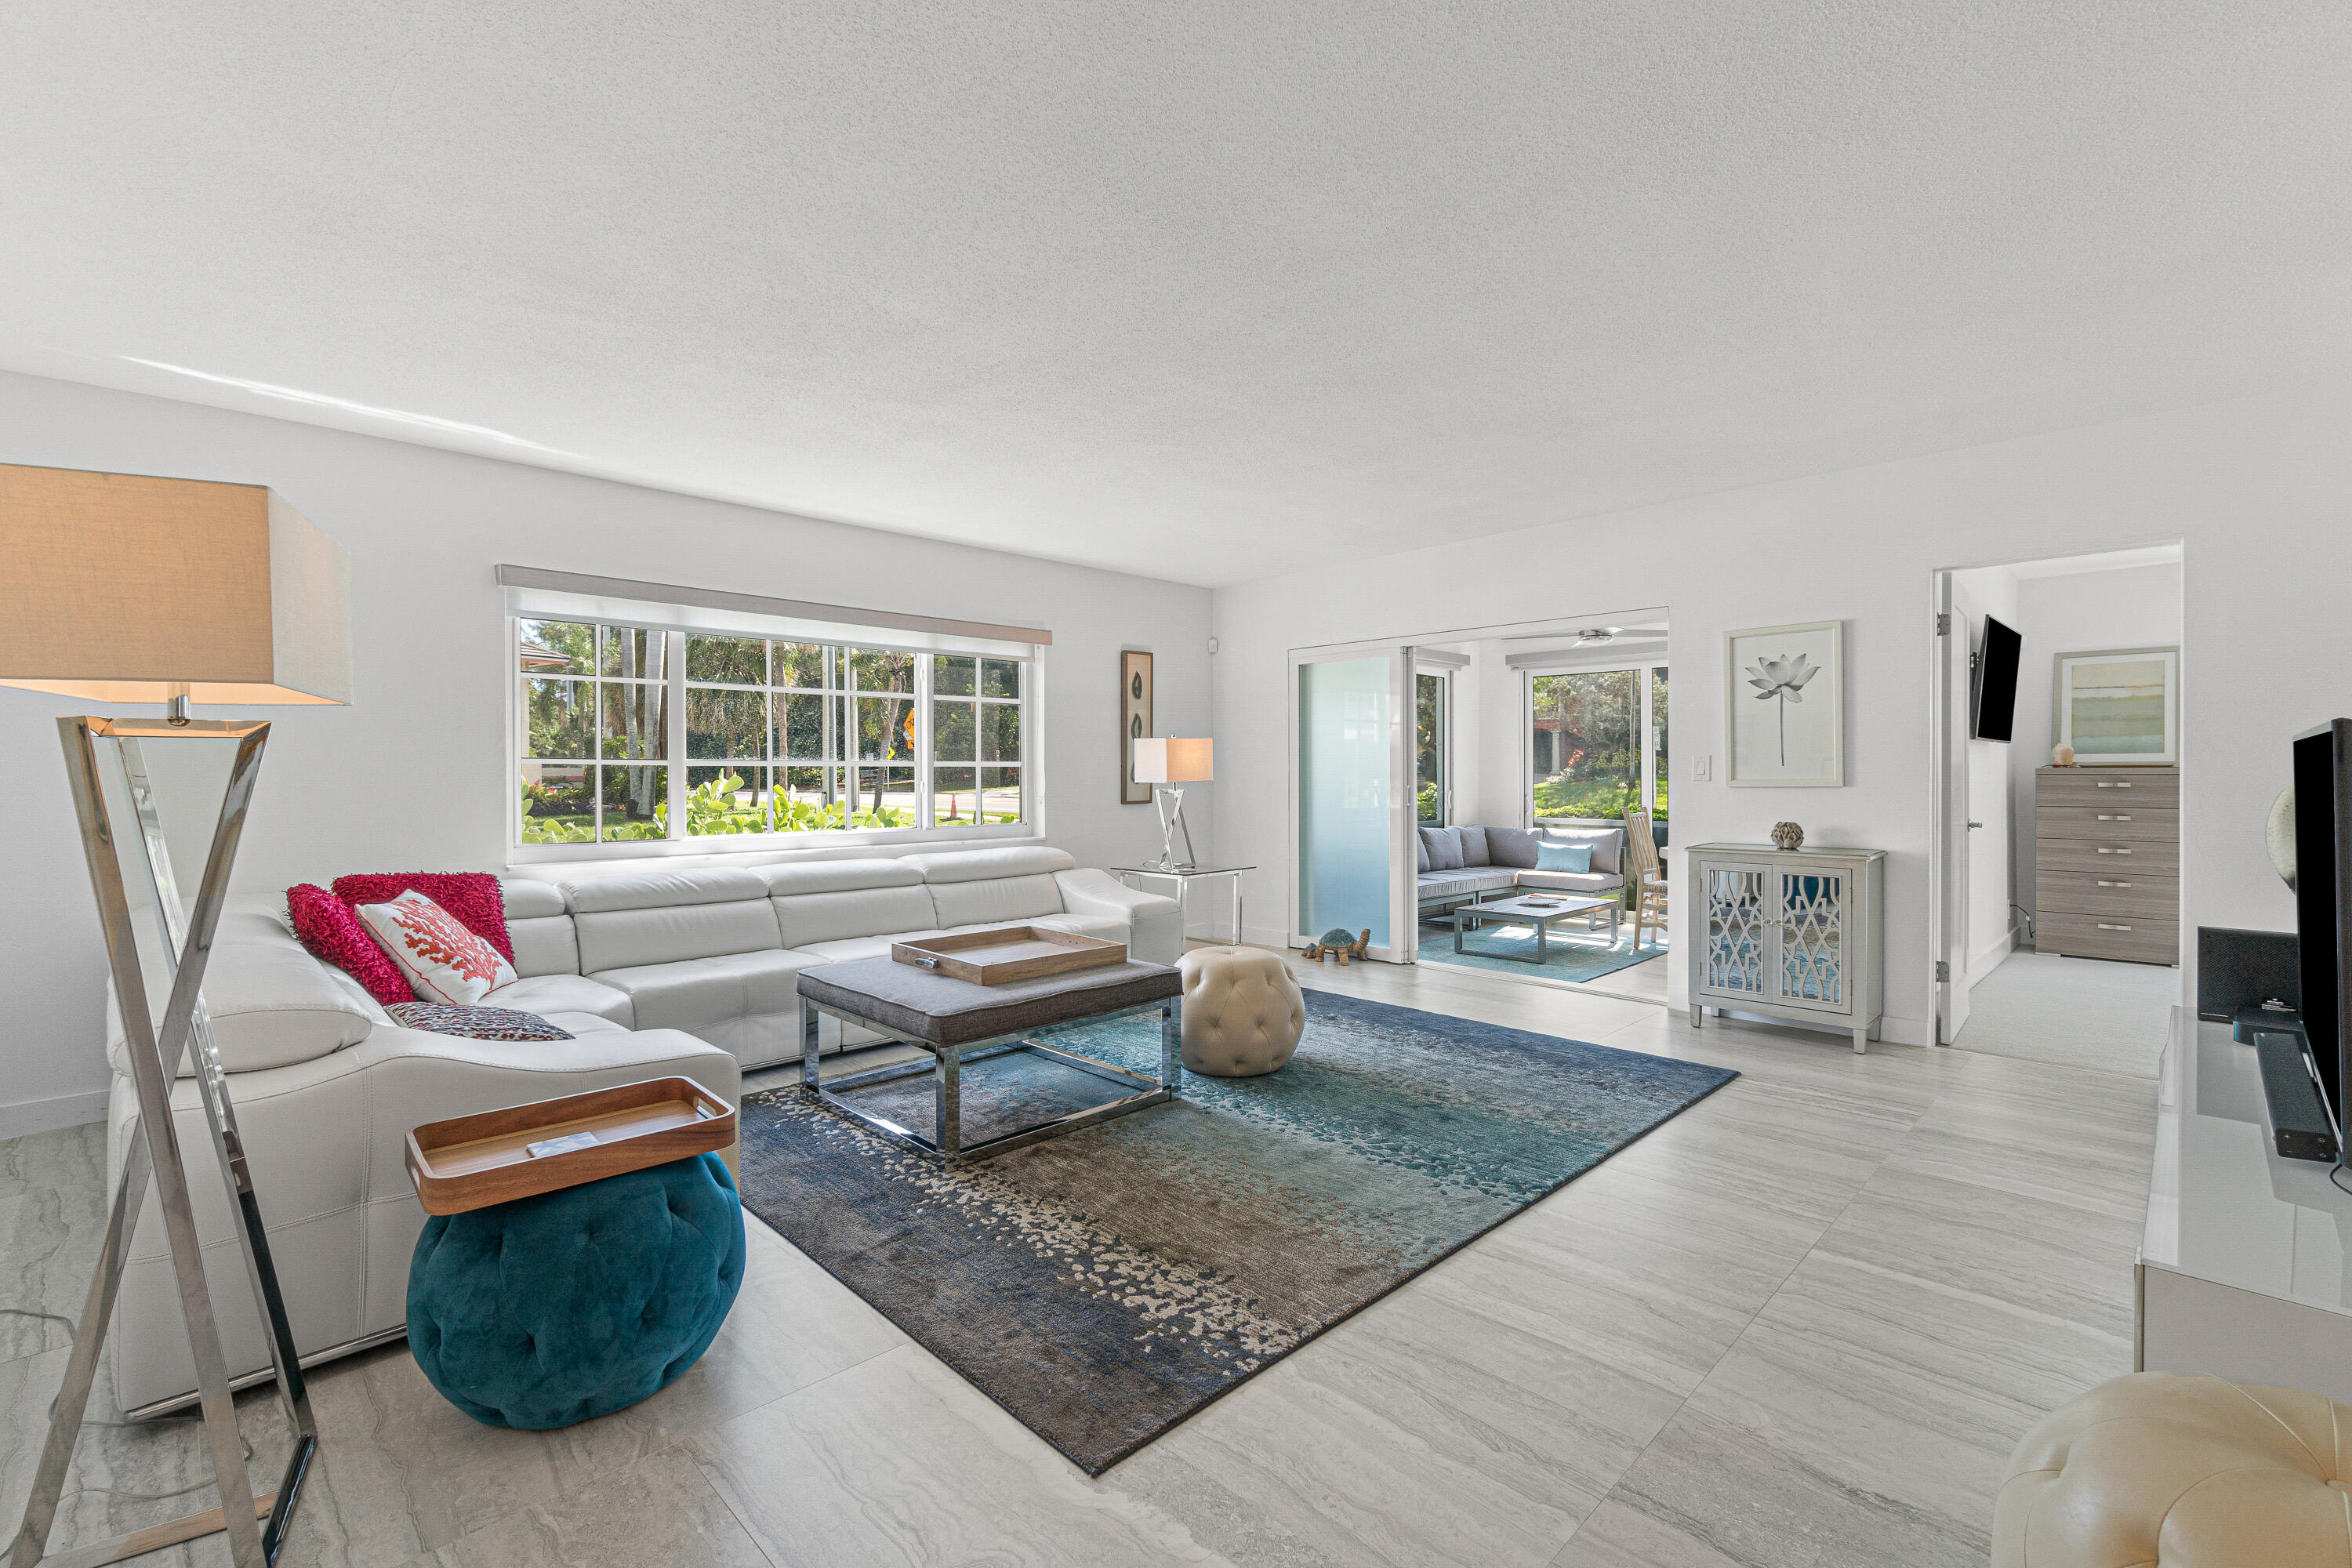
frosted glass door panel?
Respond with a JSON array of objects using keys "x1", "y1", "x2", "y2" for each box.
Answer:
[{"x1": 1299, "y1": 658, "x2": 1392, "y2": 949}]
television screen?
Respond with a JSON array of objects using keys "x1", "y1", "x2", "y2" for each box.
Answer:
[
  {"x1": 2293, "y1": 720, "x2": 2352, "y2": 1138},
  {"x1": 1972, "y1": 615, "x2": 2022, "y2": 742}
]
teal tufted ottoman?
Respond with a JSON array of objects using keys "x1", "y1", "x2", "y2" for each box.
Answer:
[{"x1": 407, "y1": 1151, "x2": 746, "y2": 1429}]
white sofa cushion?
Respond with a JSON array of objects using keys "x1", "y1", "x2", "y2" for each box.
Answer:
[
  {"x1": 772, "y1": 884, "x2": 940, "y2": 949},
  {"x1": 107, "y1": 936, "x2": 383, "y2": 1078},
  {"x1": 562, "y1": 866, "x2": 771, "y2": 913},
  {"x1": 758, "y1": 858, "x2": 924, "y2": 897},
  {"x1": 925, "y1": 873, "x2": 1067, "y2": 928},
  {"x1": 500, "y1": 877, "x2": 579, "y2": 978},
  {"x1": 904, "y1": 845, "x2": 1076, "y2": 884},
  {"x1": 588, "y1": 949, "x2": 815, "y2": 1035},
  {"x1": 485, "y1": 972, "x2": 634, "y2": 1027},
  {"x1": 789, "y1": 933, "x2": 924, "y2": 966},
  {"x1": 572, "y1": 898, "x2": 782, "y2": 973}
]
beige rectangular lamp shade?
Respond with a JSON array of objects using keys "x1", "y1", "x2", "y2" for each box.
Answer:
[
  {"x1": 0, "y1": 463, "x2": 351, "y2": 705},
  {"x1": 1132, "y1": 737, "x2": 1213, "y2": 783}
]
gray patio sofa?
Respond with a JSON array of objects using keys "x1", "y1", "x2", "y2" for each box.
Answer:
[{"x1": 1417, "y1": 824, "x2": 1626, "y2": 914}]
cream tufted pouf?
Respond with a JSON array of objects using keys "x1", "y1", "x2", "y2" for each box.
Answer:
[
  {"x1": 1995, "y1": 1372, "x2": 2352, "y2": 1566},
  {"x1": 1175, "y1": 946, "x2": 1305, "y2": 1077}
]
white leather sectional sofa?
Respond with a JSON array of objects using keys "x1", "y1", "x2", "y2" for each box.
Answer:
[{"x1": 106, "y1": 844, "x2": 1177, "y2": 1416}]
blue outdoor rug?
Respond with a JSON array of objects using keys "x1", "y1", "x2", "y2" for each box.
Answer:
[
  {"x1": 735, "y1": 990, "x2": 1735, "y2": 1473},
  {"x1": 1420, "y1": 909, "x2": 1667, "y2": 982}
]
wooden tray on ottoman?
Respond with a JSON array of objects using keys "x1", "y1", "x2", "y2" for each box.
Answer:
[
  {"x1": 405, "y1": 1076, "x2": 736, "y2": 1215},
  {"x1": 891, "y1": 926, "x2": 1127, "y2": 985}
]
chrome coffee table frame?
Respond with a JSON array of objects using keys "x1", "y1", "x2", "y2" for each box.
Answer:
[
  {"x1": 799, "y1": 995, "x2": 1180, "y2": 1162},
  {"x1": 1452, "y1": 893, "x2": 1621, "y2": 964}
]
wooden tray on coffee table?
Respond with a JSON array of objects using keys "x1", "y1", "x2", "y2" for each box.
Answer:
[
  {"x1": 405, "y1": 1076, "x2": 735, "y2": 1215},
  {"x1": 891, "y1": 926, "x2": 1127, "y2": 985}
]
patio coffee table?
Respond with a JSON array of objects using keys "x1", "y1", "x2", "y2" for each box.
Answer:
[
  {"x1": 796, "y1": 955, "x2": 1182, "y2": 1162},
  {"x1": 1452, "y1": 893, "x2": 1620, "y2": 964}
]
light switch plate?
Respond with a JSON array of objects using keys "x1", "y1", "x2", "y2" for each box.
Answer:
[{"x1": 1693, "y1": 755, "x2": 1712, "y2": 781}]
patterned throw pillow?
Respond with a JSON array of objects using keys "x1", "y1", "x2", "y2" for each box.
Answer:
[
  {"x1": 330, "y1": 872, "x2": 514, "y2": 960},
  {"x1": 355, "y1": 889, "x2": 520, "y2": 1005},
  {"x1": 286, "y1": 884, "x2": 412, "y2": 1006},
  {"x1": 385, "y1": 1001, "x2": 573, "y2": 1041}
]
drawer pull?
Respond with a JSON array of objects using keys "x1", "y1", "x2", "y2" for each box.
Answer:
[
  {"x1": 2097, "y1": 923, "x2": 2133, "y2": 931},
  {"x1": 2095, "y1": 847, "x2": 2132, "y2": 855},
  {"x1": 2097, "y1": 814, "x2": 2132, "y2": 821},
  {"x1": 2096, "y1": 781, "x2": 2132, "y2": 788},
  {"x1": 2096, "y1": 880, "x2": 2133, "y2": 887}
]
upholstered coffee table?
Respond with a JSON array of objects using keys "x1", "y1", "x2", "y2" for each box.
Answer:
[
  {"x1": 1452, "y1": 893, "x2": 1620, "y2": 963},
  {"x1": 796, "y1": 956, "x2": 1182, "y2": 1161}
]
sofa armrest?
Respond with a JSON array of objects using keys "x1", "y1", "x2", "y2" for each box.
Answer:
[
  {"x1": 1053, "y1": 869, "x2": 1183, "y2": 964},
  {"x1": 104, "y1": 1022, "x2": 743, "y2": 1417}
]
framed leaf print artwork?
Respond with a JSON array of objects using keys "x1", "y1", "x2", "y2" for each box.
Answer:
[
  {"x1": 2053, "y1": 646, "x2": 2177, "y2": 765},
  {"x1": 1725, "y1": 620, "x2": 1843, "y2": 787},
  {"x1": 1120, "y1": 650, "x2": 1154, "y2": 804}
]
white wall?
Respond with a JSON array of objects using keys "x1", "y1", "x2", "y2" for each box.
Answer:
[
  {"x1": 0, "y1": 371, "x2": 1211, "y2": 1134},
  {"x1": 1951, "y1": 564, "x2": 2023, "y2": 979},
  {"x1": 1212, "y1": 381, "x2": 2351, "y2": 1046},
  {"x1": 2010, "y1": 561, "x2": 2186, "y2": 918}
]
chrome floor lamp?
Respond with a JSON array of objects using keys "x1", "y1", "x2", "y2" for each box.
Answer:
[{"x1": 2, "y1": 464, "x2": 351, "y2": 1568}]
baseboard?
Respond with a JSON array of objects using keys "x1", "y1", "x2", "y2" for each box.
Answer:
[
  {"x1": 1966, "y1": 927, "x2": 2020, "y2": 990},
  {"x1": 0, "y1": 1089, "x2": 108, "y2": 1141}
]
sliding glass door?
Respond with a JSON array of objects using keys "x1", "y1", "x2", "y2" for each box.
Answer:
[
  {"x1": 1292, "y1": 646, "x2": 1415, "y2": 961},
  {"x1": 1528, "y1": 664, "x2": 1668, "y2": 827},
  {"x1": 1416, "y1": 670, "x2": 1447, "y2": 826}
]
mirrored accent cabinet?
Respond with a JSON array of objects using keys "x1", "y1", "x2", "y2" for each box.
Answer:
[{"x1": 1687, "y1": 843, "x2": 1886, "y2": 1052}]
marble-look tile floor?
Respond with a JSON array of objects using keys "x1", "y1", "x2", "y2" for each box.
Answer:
[{"x1": 0, "y1": 952, "x2": 2154, "y2": 1566}]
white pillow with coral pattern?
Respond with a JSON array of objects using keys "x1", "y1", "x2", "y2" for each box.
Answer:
[{"x1": 355, "y1": 888, "x2": 518, "y2": 1005}]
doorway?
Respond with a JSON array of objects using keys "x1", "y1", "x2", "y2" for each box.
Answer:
[
  {"x1": 1286, "y1": 611, "x2": 1671, "y2": 1006},
  {"x1": 1928, "y1": 545, "x2": 2184, "y2": 1076}
]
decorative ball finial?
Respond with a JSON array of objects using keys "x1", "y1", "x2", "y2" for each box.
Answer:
[
  {"x1": 2269, "y1": 788, "x2": 2297, "y2": 891},
  {"x1": 1770, "y1": 821, "x2": 1805, "y2": 851},
  {"x1": 2053, "y1": 743, "x2": 2076, "y2": 768}
]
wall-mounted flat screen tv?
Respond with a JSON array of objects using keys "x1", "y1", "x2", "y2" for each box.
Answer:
[{"x1": 1973, "y1": 615, "x2": 2023, "y2": 742}]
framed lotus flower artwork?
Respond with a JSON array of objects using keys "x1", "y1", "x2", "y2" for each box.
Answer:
[{"x1": 1725, "y1": 620, "x2": 1844, "y2": 786}]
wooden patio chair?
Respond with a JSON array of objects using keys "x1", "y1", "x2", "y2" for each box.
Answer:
[{"x1": 1623, "y1": 807, "x2": 1668, "y2": 949}]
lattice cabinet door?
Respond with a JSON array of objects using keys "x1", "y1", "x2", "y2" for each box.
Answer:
[
  {"x1": 1698, "y1": 858, "x2": 1777, "y2": 1004},
  {"x1": 1774, "y1": 868, "x2": 1850, "y2": 1014},
  {"x1": 1686, "y1": 843, "x2": 1884, "y2": 1054}
]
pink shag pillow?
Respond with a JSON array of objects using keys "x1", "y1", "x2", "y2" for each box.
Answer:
[
  {"x1": 329, "y1": 873, "x2": 514, "y2": 961},
  {"x1": 286, "y1": 883, "x2": 411, "y2": 1006}
]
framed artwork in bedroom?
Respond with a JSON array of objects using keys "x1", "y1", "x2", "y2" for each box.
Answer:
[
  {"x1": 1120, "y1": 650, "x2": 1153, "y2": 804},
  {"x1": 2053, "y1": 645, "x2": 2178, "y2": 765}
]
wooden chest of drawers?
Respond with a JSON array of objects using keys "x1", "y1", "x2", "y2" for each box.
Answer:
[{"x1": 2034, "y1": 765, "x2": 2178, "y2": 964}]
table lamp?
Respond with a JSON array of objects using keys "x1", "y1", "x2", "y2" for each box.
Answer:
[
  {"x1": 1131, "y1": 736, "x2": 1211, "y2": 871},
  {"x1": 1, "y1": 462, "x2": 349, "y2": 1568}
]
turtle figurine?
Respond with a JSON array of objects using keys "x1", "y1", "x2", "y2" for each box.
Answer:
[{"x1": 1303, "y1": 927, "x2": 1372, "y2": 964}]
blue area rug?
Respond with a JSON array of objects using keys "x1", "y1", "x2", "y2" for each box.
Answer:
[
  {"x1": 1419, "y1": 908, "x2": 1667, "y2": 982},
  {"x1": 735, "y1": 990, "x2": 1735, "y2": 1473}
]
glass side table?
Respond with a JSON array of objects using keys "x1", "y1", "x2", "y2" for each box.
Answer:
[{"x1": 1110, "y1": 865, "x2": 1254, "y2": 949}]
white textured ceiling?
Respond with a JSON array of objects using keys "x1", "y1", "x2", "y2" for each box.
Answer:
[{"x1": 3, "y1": 2, "x2": 2346, "y2": 586}]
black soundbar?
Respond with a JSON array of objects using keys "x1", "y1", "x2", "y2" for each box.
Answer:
[{"x1": 2248, "y1": 1020, "x2": 2341, "y2": 1163}]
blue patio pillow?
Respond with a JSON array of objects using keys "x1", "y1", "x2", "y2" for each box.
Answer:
[{"x1": 1535, "y1": 840, "x2": 1593, "y2": 873}]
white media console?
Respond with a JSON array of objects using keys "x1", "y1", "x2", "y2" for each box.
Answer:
[{"x1": 2138, "y1": 1010, "x2": 2352, "y2": 1400}]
